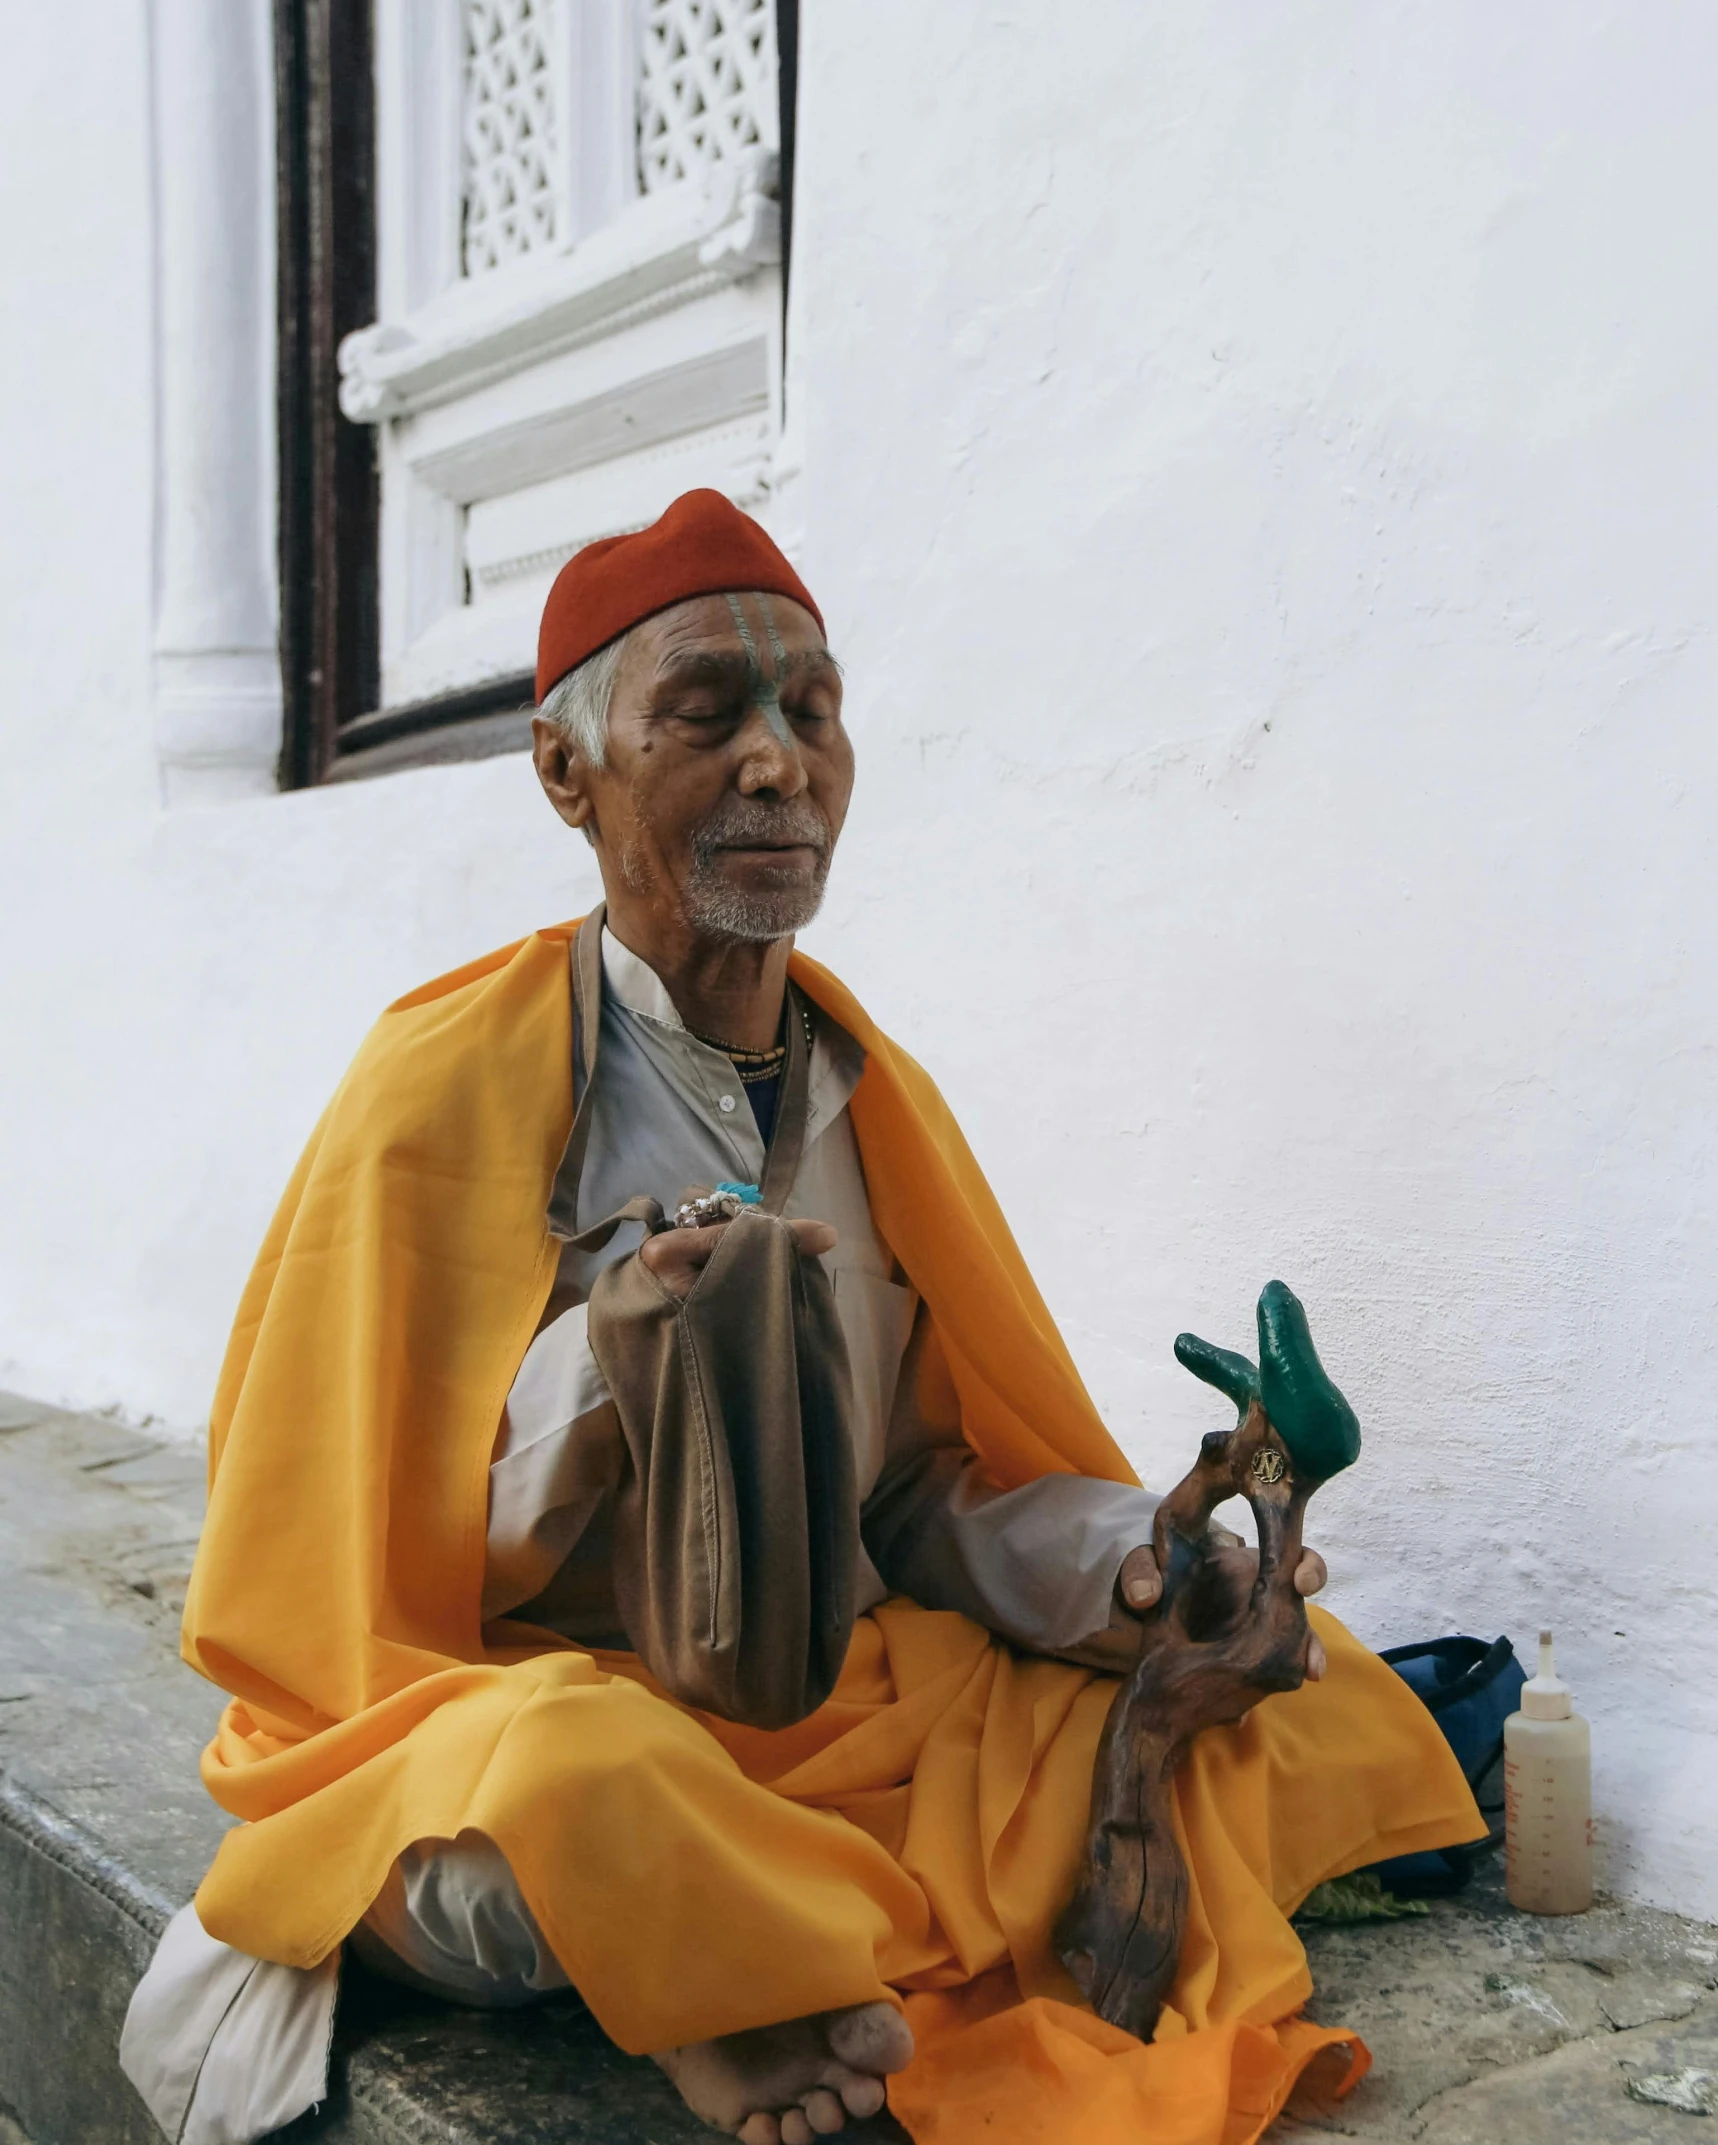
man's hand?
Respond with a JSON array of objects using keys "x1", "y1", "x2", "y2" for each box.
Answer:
[
  {"x1": 639, "y1": 1216, "x2": 837, "y2": 1299},
  {"x1": 1117, "y1": 1537, "x2": 1331, "y2": 1681}
]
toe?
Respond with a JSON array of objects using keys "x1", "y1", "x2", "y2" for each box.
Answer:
[
  {"x1": 780, "y1": 2111, "x2": 815, "y2": 2145},
  {"x1": 738, "y1": 2116, "x2": 781, "y2": 2145},
  {"x1": 802, "y1": 2086, "x2": 847, "y2": 2134},
  {"x1": 825, "y1": 2067, "x2": 886, "y2": 2120},
  {"x1": 826, "y1": 1999, "x2": 915, "y2": 2076}
]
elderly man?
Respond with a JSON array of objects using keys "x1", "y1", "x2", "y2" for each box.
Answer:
[{"x1": 121, "y1": 492, "x2": 1477, "y2": 2145}]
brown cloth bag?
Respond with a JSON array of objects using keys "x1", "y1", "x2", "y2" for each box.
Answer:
[{"x1": 548, "y1": 909, "x2": 860, "y2": 1730}]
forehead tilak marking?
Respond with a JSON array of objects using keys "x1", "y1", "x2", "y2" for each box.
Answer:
[
  {"x1": 757, "y1": 592, "x2": 790, "y2": 673},
  {"x1": 723, "y1": 592, "x2": 795, "y2": 747}
]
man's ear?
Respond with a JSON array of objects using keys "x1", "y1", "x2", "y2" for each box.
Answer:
[{"x1": 532, "y1": 715, "x2": 597, "y2": 833}]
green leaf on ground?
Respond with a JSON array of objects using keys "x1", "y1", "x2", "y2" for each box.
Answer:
[{"x1": 1294, "y1": 1872, "x2": 1431, "y2": 1924}]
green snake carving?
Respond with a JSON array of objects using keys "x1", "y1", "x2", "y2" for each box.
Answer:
[{"x1": 1175, "y1": 1278, "x2": 1361, "y2": 1481}]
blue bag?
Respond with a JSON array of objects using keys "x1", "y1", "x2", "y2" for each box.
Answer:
[{"x1": 1366, "y1": 1634, "x2": 1525, "y2": 1896}]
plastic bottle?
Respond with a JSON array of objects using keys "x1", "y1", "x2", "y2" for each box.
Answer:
[{"x1": 1504, "y1": 1629, "x2": 1593, "y2": 1914}]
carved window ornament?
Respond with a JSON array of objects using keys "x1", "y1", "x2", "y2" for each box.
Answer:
[
  {"x1": 462, "y1": 0, "x2": 562, "y2": 275},
  {"x1": 307, "y1": 0, "x2": 795, "y2": 779},
  {"x1": 638, "y1": 0, "x2": 776, "y2": 194}
]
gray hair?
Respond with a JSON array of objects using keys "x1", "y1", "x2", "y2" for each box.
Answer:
[{"x1": 539, "y1": 630, "x2": 629, "y2": 765}]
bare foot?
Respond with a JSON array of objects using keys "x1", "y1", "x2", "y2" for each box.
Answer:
[{"x1": 653, "y1": 1999, "x2": 914, "y2": 2143}]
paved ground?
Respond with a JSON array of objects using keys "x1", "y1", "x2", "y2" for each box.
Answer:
[
  {"x1": 1291, "y1": 1868, "x2": 1717, "y2": 2139},
  {"x1": 1, "y1": 1387, "x2": 1714, "y2": 2143},
  {"x1": 0, "y1": 1390, "x2": 226, "y2": 1907}
]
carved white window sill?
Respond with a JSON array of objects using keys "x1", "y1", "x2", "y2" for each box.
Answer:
[
  {"x1": 340, "y1": 153, "x2": 781, "y2": 426},
  {"x1": 347, "y1": 150, "x2": 786, "y2": 714}
]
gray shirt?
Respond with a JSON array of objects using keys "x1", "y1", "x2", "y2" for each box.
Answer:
[{"x1": 485, "y1": 928, "x2": 1160, "y2": 1658}]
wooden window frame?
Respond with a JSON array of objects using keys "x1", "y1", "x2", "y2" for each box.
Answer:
[
  {"x1": 275, "y1": 0, "x2": 381, "y2": 787},
  {"x1": 777, "y1": 0, "x2": 798, "y2": 320}
]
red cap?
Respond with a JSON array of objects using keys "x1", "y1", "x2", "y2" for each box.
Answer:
[{"x1": 535, "y1": 489, "x2": 824, "y2": 702}]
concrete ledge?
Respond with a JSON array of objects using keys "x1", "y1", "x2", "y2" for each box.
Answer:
[{"x1": 0, "y1": 1776, "x2": 171, "y2": 2145}]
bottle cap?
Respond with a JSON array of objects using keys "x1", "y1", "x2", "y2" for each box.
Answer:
[{"x1": 1520, "y1": 1628, "x2": 1572, "y2": 1720}]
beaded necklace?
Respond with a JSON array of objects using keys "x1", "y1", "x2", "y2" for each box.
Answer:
[{"x1": 688, "y1": 1000, "x2": 814, "y2": 1086}]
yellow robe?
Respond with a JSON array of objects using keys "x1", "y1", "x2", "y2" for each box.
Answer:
[{"x1": 183, "y1": 922, "x2": 1480, "y2": 2143}]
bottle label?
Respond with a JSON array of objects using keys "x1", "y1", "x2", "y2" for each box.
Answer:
[{"x1": 1504, "y1": 1745, "x2": 1592, "y2": 1912}]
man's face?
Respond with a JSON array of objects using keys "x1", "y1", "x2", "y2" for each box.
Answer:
[{"x1": 533, "y1": 591, "x2": 853, "y2": 944}]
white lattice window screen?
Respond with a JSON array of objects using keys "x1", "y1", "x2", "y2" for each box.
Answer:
[
  {"x1": 462, "y1": 0, "x2": 560, "y2": 276},
  {"x1": 637, "y1": 0, "x2": 776, "y2": 194}
]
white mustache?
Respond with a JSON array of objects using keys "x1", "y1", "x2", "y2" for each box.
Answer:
[{"x1": 690, "y1": 799, "x2": 831, "y2": 863}]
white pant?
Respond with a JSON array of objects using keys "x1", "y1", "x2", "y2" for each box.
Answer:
[
  {"x1": 121, "y1": 1831, "x2": 568, "y2": 2145},
  {"x1": 350, "y1": 1828, "x2": 572, "y2": 2006}
]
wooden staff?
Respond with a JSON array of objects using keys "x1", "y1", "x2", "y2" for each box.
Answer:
[{"x1": 1056, "y1": 1281, "x2": 1361, "y2": 2039}]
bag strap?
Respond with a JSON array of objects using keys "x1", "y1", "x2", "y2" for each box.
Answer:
[
  {"x1": 544, "y1": 904, "x2": 632, "y2": 1246},
  {"x1": 546, "y1": 903, "x2": 812, "y2": 1245},
  {"x1": 1380, "y1": 1634, "x2": 1518, "y2": 1716},
  {"x1": 756, "y1": 977, "x2": 812, "y2": 1215}
]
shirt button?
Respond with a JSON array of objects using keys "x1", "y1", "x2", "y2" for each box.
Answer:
[{"x1": 718, "y1": 1094, "x2": 737, "y2": 1114}]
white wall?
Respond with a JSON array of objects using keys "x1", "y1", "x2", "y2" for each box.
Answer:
[
  {"x1": 1, "y1": 3, "x2": 1712, "y2": 1915},
  {"x1": 0, "y1": 6, "x2": 605, "y2": 1423},
  {"x1": 784, "y1": 1, "x2": 1718, "y2": 1917}
]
